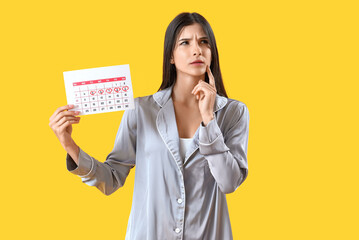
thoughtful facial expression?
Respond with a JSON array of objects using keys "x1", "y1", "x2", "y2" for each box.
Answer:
[{"x1": 171, "y1": 23, "x2": 212, "y2": 78}]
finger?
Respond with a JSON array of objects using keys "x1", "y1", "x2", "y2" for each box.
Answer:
[
  {"x1": 50, "y1": 104, "x2": 75, "y2": 121},
  {"x1": 51, "y1": 104, "x2": 74, "y2": 120},
  {"x1": 192, "y1": 84, "x2": 203, "y2": 100},
  {"x1": 192, "y1": 81, "x2": 216, "y2": 95},
  {"x1": 52, "y1": 118, "x2": 79, "y2": 134},
  {"x1": 193, "y1": 88, "x2": 216, "y2": 99},
  {"x1": 206, "y1": 65, "x2": 216, "y2": 89},
  {"x1": 191, "y1": 80, "x2": 213, "y2": 95},
  {"x1": 192, "y1": 85, "x2": 216, "y2": 98},
  {"x1": 56, "y1": 116, "x2": 80, "y2": 128},
  {"x1": 191, "y1": 82, "x2": 201, "y2": 95},
  {"x1": 57, "y1": 118, "x2": 80, "y2": 132},
  {"x1": 52, "y1": 110, "x2": 80, "y2": 125},
  {"x1": 58, "y1": 120, "x2": 79, "y2": 133}
]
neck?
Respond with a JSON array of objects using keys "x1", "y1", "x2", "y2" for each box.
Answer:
[{"x1": 172, "y1": 73, "x2": 205, "y2": 105}]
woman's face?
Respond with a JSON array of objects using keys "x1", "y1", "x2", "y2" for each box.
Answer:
[{"x1": 171, "y1": 23, "x2": 211, "y2": 79}]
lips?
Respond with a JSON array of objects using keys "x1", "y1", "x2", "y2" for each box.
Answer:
[{"x1": 191, "y1": 60, "x2": 204, "y2": 64}]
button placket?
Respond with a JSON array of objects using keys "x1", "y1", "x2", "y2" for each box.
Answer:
[{"x1": 175, "y1": 181, "x2": 185, "y2": 239}]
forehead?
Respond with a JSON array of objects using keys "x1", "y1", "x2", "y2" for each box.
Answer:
[{"x1": 177, "y1": 23, "x2": 207, "y2": 39}]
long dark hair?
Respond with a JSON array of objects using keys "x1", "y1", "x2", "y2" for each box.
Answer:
[{"x1": 157, "y1": 12, "x2": 228, "y2": 98}]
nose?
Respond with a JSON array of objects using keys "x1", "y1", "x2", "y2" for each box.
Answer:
[{"x1": 192, "y1": 42, "x2": 202, "y2": 56}]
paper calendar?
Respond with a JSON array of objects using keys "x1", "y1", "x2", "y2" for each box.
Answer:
[{"x1": 63, "y1": 65, "x2": 134, "y2": 115}]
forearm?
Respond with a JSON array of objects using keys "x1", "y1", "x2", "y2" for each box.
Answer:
[
  {"x1": 66, "y1": 148, "x2": 133, "y2": 196},
  {"x1": 63, "y1": 139, "x2": 80, "y2": 165}
]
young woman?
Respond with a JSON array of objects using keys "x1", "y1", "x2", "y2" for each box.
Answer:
[{"x1": 49, "y1": 12, "x2": 249, "y2": 240}]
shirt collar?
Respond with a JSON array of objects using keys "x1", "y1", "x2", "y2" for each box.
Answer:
[{"x1": 153, "y1": 84, "x2": 228, "y2": 113}]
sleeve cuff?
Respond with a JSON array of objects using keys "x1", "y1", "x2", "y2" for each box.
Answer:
[
  {"x1": 199, "y1": 117, "x2": 230, "y2": 155},
  {"x1": 66, "y1": 148, "x2": 96, "y2": 177}
]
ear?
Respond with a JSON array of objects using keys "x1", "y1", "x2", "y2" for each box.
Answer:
[{"x1": 170, "y1": 57, "x2": 174, "y2": 64}]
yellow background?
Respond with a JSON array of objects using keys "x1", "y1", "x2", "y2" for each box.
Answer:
[{"x1": 1, "y1": 0, "x2": 358, "y2": 239}]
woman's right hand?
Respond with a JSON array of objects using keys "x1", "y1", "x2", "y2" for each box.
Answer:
[{"x1": 49, "y1": 104, "x2": 81, "y2": 151}]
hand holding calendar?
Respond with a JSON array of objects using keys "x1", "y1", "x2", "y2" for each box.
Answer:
[{"x1": 49, "y1": 64, "x2": 135, "y2": 162}]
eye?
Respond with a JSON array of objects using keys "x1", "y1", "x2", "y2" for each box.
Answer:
[
  {"x1": 180, "y1": 41, "x2": 188, "y2": 45},
  {"x1": 201, "y1": 40, "x2": 209, "y2": 44}
]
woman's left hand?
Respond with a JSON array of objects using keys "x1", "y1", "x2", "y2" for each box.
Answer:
[{"x1": 191, "y1": 65, "x2": 217, "y2": 126}]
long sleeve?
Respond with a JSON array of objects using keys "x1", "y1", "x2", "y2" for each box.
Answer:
[
  {"x1": 198, "y1": 102, "x2": 249, "y2": 194},
  {"x1": 66, "y1": 105, "x2": 137, "y2": 196}
]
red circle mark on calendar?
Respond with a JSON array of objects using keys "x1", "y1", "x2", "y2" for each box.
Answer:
[
  {"x1": 90, "y1": 90, "x2": 96, "y2": 95},
  {"x1": 114, "y1": 87, "x2": 120, "y2": 93},
  {"x1": 98, "y1": 89, "x2": 104, "y2": 95},
  {"x1": 122, "y1": 86, "x2": 129, "y2": 92},
  {"x1": 106, "y1": 88, "x2": 113, "y2": 94}
]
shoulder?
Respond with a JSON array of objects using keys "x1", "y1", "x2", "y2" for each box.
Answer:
[
  {"x1": 133, "y1": 93, "x2": 160, "y2": 110},
  {"x1": 121, "y1": 94, "x2": 156, "y2": 126},
  {"x1": 218, "y1": 97, "x2": 249, "y2": 131},
  {"x1": 222, "y1": 98, "x2": 249, "y2": 116}
]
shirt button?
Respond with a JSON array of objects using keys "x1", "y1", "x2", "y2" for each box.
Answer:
[
  {"x1": 175, "y1": 228, "x2": 181, "y2": 233},
  {"x1": 177, "y1": 198, "x2": 183, "y2": 204}
]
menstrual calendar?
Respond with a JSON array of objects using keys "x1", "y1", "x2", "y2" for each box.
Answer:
[{"x1": 63, "y1": 65, "x2": 134, "y2": 115}]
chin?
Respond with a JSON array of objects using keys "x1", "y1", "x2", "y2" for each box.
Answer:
[
  {"x1": 194, "y1": 72, "x2": 206, "y2": 77},
  {"x1": 177, "y1": 69, "x2": 206, "y2": 78},
  {"x1": 190, "y1": 69, "x2": 206, "y2": 76}
]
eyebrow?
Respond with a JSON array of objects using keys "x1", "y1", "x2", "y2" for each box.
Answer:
[{"x1": 178, "y1": 37, "x2": 209, "y2": 41}]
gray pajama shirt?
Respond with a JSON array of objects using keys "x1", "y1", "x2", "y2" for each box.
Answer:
[{"x1": 66, "y1": 85, "x2": 250, "y2": 240}]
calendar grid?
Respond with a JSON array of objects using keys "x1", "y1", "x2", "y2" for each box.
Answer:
[{"x1": 74, "y1": 79, "x2": 131, "y2": 114}]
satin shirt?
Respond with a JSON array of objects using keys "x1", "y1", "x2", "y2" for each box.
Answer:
[{"x1": 66, "y1": 85, "x2": 250, "y2": 240}]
